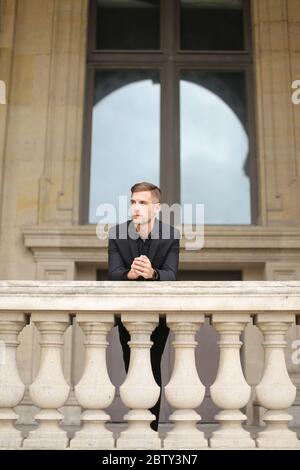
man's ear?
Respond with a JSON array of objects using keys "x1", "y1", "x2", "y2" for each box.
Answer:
[{"x1": 154, "y1": 203, "x2": 160, "y2": 216}]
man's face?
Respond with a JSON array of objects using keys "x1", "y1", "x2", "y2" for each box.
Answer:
[{"x1": 130, "y1": 191, "x2": 160, "y2": 226}]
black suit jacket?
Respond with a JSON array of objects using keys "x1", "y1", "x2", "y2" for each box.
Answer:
[{"x1": 108, "y1": 218, "x2": 180, "y2": 281}]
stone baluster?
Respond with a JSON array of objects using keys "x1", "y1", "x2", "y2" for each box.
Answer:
[
  {"x1": 164, "y1": 314, "x2": 207, "y2": 449},
  {"x1": 255, "y1": 314, "x2": 300, "y2": 449},
  {"x1": 23, "y1": 312, "x2": 71, "y2": 449},
  {"x1": 0, "y1": 312, "x2": 27, "y2": 449},
  {"x1": 70, "y1": 313, "x2": 115, "y2": 449},
  {"x1": 210, "y1": 314, "x2": 255, "y2": 449},
  {"x1": 117, "y1": 313, "x2": 161, "y2": 450}
]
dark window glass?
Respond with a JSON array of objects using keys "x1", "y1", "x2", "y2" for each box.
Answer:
[
  {"x1": 84, "y1": 1, "x2": 255, "y2": 226},
  {"x1": 96, "y1": 0, "x2": 160, "y2": 50},
  {"x1": 180, "y1": 0, "x2": 245, "y2": 51},
  {"x1": 177, "y1": 271, "x2": 242, "y2": 280},
  {"x1": 89, "y1": 69, "x2": 160, "y2": 224},
  {"x1": 180, "y1": 70, "x2": 250, "y2": 224}
]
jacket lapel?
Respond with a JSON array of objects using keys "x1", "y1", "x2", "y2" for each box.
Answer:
[
  {"x1": 148, "y1": 218, "x2": 160, "y2": 262},
  {"x1": 128, "y1": 236, "x2": 139, "y2": 260},
  {"x1": 127, "y1": 220, "x2": 139, "y2": 260},
  {"x1": 127, "y1": 218, "x2": 161, "y2": 262}
]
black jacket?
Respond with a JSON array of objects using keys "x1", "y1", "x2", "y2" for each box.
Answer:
[{"x1": 108, "y1": 218, "x2": 180, "y2": 281}]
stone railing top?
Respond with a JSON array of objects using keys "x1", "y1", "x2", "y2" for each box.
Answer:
[{"x1": 0, "y1": 281, "x2": 300, "y2": 314}]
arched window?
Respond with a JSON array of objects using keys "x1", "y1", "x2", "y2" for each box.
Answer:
[{"x1": 82, "y1": 0, "x2": 256, "y2": 225}]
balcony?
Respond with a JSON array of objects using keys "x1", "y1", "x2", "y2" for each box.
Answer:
[{"x1": 0, "y1": 281, "x2": 300, "y2": 450}]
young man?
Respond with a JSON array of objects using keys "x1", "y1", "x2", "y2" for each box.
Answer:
[{"x1": 108, "y1": 182, "x2": 180, "y2": 431}]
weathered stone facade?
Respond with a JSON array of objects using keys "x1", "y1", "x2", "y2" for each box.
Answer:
[{"x1": 0, "y1": 0, "x2": 300, "y2": 432}]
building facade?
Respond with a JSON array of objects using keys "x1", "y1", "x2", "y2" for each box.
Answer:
[{"x1": 0, "y1": 0, "x2": 300, "y2": 446}]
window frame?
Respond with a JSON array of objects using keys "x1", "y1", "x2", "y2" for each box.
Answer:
[{"x1": 80, "y1": 0, "x2": 257, "y2": 225}]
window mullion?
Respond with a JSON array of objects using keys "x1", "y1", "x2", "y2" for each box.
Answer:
[{"x1": 160, "y1": 0, "x2": 180, "y2": 206}]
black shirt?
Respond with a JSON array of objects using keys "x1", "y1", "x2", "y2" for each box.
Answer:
[
  {"x1": 137, "y1": 233, "x2": 152, "y2": 257},
  {"x1": 136, "y1": 233, "x2": 160, "y2": 280}
]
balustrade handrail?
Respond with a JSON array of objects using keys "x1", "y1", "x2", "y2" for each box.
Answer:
[
  {"x1": 0, "y1": 281, "x2": 300, "y2": 314},
  {"x1": 0, "y1": 281, "x2": 300, "y2": 450}
]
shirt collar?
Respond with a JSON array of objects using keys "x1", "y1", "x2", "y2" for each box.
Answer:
[{"x1": 135, "y1": 217, "x2": 159, "y2": 241}]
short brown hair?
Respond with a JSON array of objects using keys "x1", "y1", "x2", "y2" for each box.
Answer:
[{"x1": 131, "y1": 182, "x2": 161, "y2": 203}]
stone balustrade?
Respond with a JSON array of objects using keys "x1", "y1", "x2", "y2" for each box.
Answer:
[{"x1": 0, "y1": 281, "x2": 300, "y2": 450}]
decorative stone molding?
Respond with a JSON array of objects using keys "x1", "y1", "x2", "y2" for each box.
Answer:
[
  {"x1": 265, "y1": 263, "x2": 300, "y2": 282},
  {"x1": 164, "y1": 314, "x2": 208, "y2": 449},
  {"x1": 70, "y1": 313, "x2": 115, "y2": 449},
  {"x1": 0, "y1": 312, "x2": 27, "y2": 449},
  {"x1": 255, "y1": 314, "x2": 300, "y2": 449},
  {"x1": 22, "y1": 225, "x2": 300, "y2": 267},
  {"x1": 117, "y1": 313, "x2": 161, "y2": 450},
  {"x1": 0, "y1": 281, "x2": 299, "y2": 449},
  {"x1": 36, "y1": 261, "x2": 76, "y2": 281},
  {"x1": 210, "y1": 315, "x2": 255, "y2": 449},
  {"x1": 23, "y1": 312, "x2": 71, "y2": 449}
]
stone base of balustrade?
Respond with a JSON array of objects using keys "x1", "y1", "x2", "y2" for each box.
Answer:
[
  {"x1": 70, "y1": 411, "x2": 115, "y2": 449},
  {"x1": 163, "y1": 432, "x2": 208, "y2": 450},
  {"x1": 163, "y1": 411, "x2": 208, "y2": 450},
  {"x1": 256, "y1": 428, "x2": 300, "y2": 449},
  {"x1": 116, "y1": 430, "x2": 162, "y2": 450},
  {"x1": 256, "y1": 411, "x2": 300, "y2": 449},
  {"x1": 6, "y1": 422, "x2": 300, "y2": 450},
  {"x1": 70, "y1": 432, "x2": 115, "y2": 450},
  {"x1": 23, "y1": 413, "x2": 69, "y2": 450},
  {"x1": 256, "y1": 436, "x2": 300, "y2": 449},
  {"x1": 210, "y1": 413, "x2": 256, "y2": 450},
  {"x1": 0, "y1": 431, "x2": 23, "y2": 450},
  {"x1": 209, "y1": 423, "x2": 256, "y2": 450},
  {"x1": 0, "y1": 409, "x2": 24, "y2": 449},
  {"x1": 116, "y1": 410, "x2": 162, "y2": 450},
  {"x1": 23, "y1": 431, "x2": 69, "y2": 450},
  {"x1": 210, "y1": 433, "x2": 256, "y2": 450}
]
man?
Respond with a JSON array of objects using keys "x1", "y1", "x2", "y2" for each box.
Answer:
[{"x1": 108, "y1": 182, "x2": 180, "y2": 431}]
